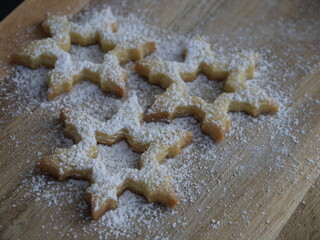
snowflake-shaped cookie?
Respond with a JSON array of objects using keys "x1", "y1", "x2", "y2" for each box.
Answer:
[
  {"x1": 38, "y1": 94, "x2": 192, "y2": 219},
  {"x1": 136, "y1": 37, "x2": 278, "y2": 142}
]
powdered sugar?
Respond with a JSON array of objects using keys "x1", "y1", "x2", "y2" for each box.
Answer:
[
  {"x1": 12, "y1": 8, "x2": 156, "y2": 101},
  {"x1": 41, "y1": 94, "x2": 191, "y2": 219},
  {"x1": 1, "y1": 1, "x2": 320, "y2": 239},
  {"x1": 136, "y1": 43, "x2": 278, "y2": 142}
]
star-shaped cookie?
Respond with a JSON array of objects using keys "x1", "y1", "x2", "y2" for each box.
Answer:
[
  {"x1": 136, "y1": 37, "x2": 278, "y2": 142},
  {"x1": 38, "y1": 94, "x2": 192, "y2": 219},
  {"x1": 13, "y1": 8, "x2": 155, "y2": 100}
]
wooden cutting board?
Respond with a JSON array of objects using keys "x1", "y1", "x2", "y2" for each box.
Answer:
[{"x1": 0, "y1": 0, "x2": 320, "y2": 239}]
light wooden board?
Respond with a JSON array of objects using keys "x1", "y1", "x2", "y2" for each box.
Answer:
[
  {"x1": 0, "y1": 0, "x2": 320, "y2": 239},
  {"x1": 277, "y1": 175, "x2": 320, "y2": 240}
]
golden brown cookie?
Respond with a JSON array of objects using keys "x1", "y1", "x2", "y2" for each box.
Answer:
[
  {"x1": 38, "y1": 94, "x2": 192, "y2": 219},
  {"x1": 13, "y1": 8, "x2": 155, "y2": 100},
  {"x1": 136, "y1": 36, "x2": 278, "y2": 142}
]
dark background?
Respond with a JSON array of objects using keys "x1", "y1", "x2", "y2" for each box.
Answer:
[{"x1": 1, "y1": 0, "x2": 24, "y2": 21}]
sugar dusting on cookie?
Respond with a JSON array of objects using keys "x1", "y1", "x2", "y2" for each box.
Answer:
[
  {"x1": 1, "y1": 0, "x2": 320, "y2": 239},
  {"x1": 36, "y1": 93, "x2": 192, "y2": 219},
  {"x1": 12, "y1": 7, "x2": 157, "y2": 101}
]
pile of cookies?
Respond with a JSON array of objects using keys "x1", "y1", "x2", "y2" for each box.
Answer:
[{"x1": 13, "y1": 8, "x2": 278, "y2": 219}]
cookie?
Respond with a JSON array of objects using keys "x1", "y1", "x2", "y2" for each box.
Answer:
[
  {"x1": 37, "y1": 94, "x2": 192, "y2": 219},
  {"x1": 136, "y1": 36, "x2": 278, "y2": 142},
  {"x1": 13, "y1": 8, "x2": 155, "y2": 100}
]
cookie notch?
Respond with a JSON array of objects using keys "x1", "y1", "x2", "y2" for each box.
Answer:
[
  {"x1": 136, "y1": 37, "x2": 278, "y2": 142},
  {"x1": 37, "y1": 94, "x2": 192, "y2": 219},
  {"x1": 12, "y1": 8, "x2": 156, "y2": 100}
]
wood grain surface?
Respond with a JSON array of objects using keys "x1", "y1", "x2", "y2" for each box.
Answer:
[{"x1": 0, "y1": 0, "x2": 320, "y2": 239}]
